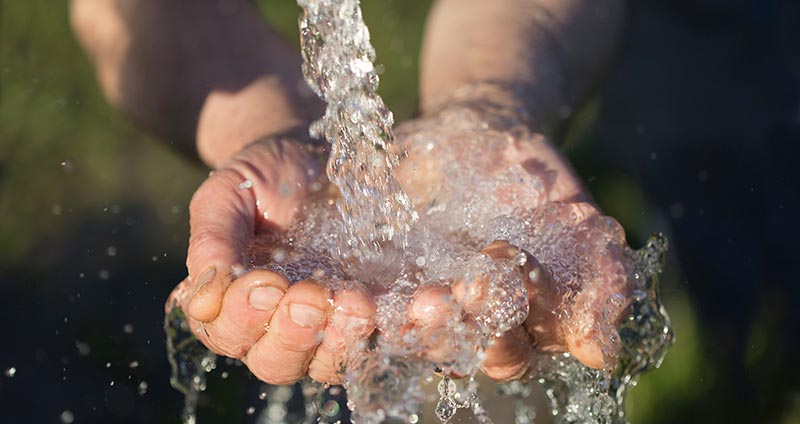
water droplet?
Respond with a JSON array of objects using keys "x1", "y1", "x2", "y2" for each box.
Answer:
[
  {"x1": 60, "y1": 410, "x2": 74, "y2": 424},
  {"x1": 75, "y1": 341, "x2": 90, "y2": 356},
  {"x1": 437, "y1": 378, "x2": 457, "y2": 397},
  {"x1": 60, "y1": 159, "x2": 75, "y2": 171},
  {"x1": 320, "y1": 400, "x2": 340, "y2": 417},
  {"x1": 435, "y1": 397, "x2": 457, "y2": 423},
  {"x1": 5, "y1": 367, "x2": 16, "y2": 378},
  {"x1": 271, "y1": 249, "x2": 287, "y2": 263},
  {"x1": 238, "y1": 179, "x2": 253, "y2": 190}
]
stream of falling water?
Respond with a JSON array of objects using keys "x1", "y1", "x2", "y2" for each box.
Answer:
[{"x1": 165, "y1": 0, "x2": 673, "y2": 423}]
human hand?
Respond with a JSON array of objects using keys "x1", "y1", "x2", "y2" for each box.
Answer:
[
  {"x1": 395, "y1": 98, "x2": 632, "y2": 379},
  {"x1": 166, "y1": 138, "x2": 376, "y2": 385}
]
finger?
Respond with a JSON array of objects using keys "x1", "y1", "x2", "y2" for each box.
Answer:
[
  {"x1": 409, "y1": 286, "x2": 462, "y2": 363},
  {"x1": 453, "y1": 240, "x2": 531, "y2": 315},
  {"x1": 564, "y1": 214, "x2": 629, "y2": 370},
  {"x1": 308, "y1": 286, "x2": 376, "y2": 384},
  {"x1": 563, "y1": 275, "x2": 628, "y2": 370},
  {"x1": 481, "y1": 326, "x2": 535, "y2": 382},
  {"x1": 245, "y1": 280, "x2": 331, "y2": 385},
  {"x1": 409, "y1": 286, "x2": 458, "y2": 326},
  {"x1": 201, "y1": 270, "x2": 289, "y2": 358},
  {"x1": 185, "y1": 167, "x2": 257, "y2": 322},
  {"x1": 523, "y1": 257, "x2": 565, "y2": 353}
]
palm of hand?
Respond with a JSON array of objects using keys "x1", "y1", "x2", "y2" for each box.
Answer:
[
  {"x1": 169, "y1": 105, "x2": 633, "y2": 385},
  {"x1": 395, "y1": 106, "x2": 633, "y2": 374}
]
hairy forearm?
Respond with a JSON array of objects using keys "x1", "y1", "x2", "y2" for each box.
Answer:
[
  {"x1": 71, "y1": 0, "x2": 322, "y2": 167},
  {"x1": 420, "y1": 0, "x2": 624, "y2": 128}
]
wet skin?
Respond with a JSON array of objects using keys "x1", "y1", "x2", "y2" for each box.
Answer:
[
  {"x1": 71, "y1": 0, "x2": 628, "y2": 386},
  {"x1": 168, "y1": 105, "x2": 632, "y2": 385}
]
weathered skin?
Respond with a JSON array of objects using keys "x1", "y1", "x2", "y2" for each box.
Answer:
[{"x1": 72, "y1": 0, "x2": 627, "y2": 385}]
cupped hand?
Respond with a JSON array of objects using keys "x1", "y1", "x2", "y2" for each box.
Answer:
[
  {"x1": 395, "y1": 100, "x2": 633, "y2": 380},
  {"x1": 166, "y1": 138, "x2": 376, "y2": 385}
]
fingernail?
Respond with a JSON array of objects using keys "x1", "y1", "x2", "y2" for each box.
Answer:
[
  {"x1": 249, "y1": 286, "x2": 284, "y2": 311},
  {"x1": 289, "y1": 303, "x2": 324, "y2": 328},
  {"x1": 332, "y1": 313, "x2": 370, "y2": 333},
  {"x1": 195, "y1": 267, "x2": 216, "y2": 290}
]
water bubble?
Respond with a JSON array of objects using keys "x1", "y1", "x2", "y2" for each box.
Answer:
[
  {"x1": 434, "y1": 397, "x2": 457, "y2": 423},
  {"x1": 220, "y1": 371, "x2": 229, "y2": 379},
  {"x1": 320, "y1": 400, "x2": 341, "y2": 418},
  {"x1": 138, "y1": 381, "x2": 148, "y2": 395},
  {"x1": 245, "y1": 406, "x2": 256, "y2": 415},
  {"x1": 98, "y1": 269, "x2": 110, "y2": 280},
  {"x1": 437, "y1": 377, "x2": 456, "y2": 397},
  {"x1": 123, "y1": 323, "x2": 134, "y2": 334},
  {"x1": 5, "y1": 367, "x2": 16, "y2": 378},
  {"x1": 271, "y1": 249, "x2": 287, "y2": 263},
  {"x1": 106, "y1": 246, "x2": 118, "y2": 257},
  {"x1": 237, "y1": 179, "x2": 253, "y2": 190}
]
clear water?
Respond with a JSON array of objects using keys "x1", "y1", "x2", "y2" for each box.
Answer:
[{"x1": 165, "y1": 0, "x2": 673, "y2": 422}]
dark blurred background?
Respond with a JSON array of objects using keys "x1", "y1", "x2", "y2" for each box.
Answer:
[{"x1": 1, "y1": 0, "x2": 798, "y2": 423}]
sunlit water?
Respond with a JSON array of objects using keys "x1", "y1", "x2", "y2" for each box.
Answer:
[{"x1": 166, "y1": 0, "x2": 673, "y2": 422}]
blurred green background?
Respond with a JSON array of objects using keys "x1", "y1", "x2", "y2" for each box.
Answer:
[{"x1": 1, "y1": 0, "x2": 798, "y2": 423}]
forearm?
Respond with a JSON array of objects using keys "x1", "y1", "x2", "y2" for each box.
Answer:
[
  {"x1": 420, "y1": 0, "x2": 624, "y2": 128},
  {"x1": 71, "y1": 0, "x2": 322, "y2": 167}
]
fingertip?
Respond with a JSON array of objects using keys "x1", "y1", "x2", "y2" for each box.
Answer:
[
  {"x1": 331, "y1": 287, "x2": 376, "y2": 335},
  {"x1": 242, "y1": 270, "x2": 290, "y2": 311},
  {"x1": 451, "y1": 277, "x2": 490, "y2": 315},
  {"x1": 482, "y1": 327, "x2": 534, "y2": 382},
  {"x1": 244, "y1": 280, "x2": 331, "y2": 385},
  {"x1": 187, "y1": 269, "x2": 227, "y2": 323},
  {"x1": 480, "y1": 240, "x2": 520, "y2": 260},
  {"x1": 409, "y1": 286, "x2": 455, "y2": 324},
  {"x1": 565, "y1": 331, "x2": 617, "y2": 371}
]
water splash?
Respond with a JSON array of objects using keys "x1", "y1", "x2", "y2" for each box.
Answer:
[
  {"x1": 165, "y1": 305, "x2": 216, "y2": 424},
  {"x1": 298, "y1": 0, "x2": 418, "y2": 257},
  {"x1": 165, "y1": 0, "x2": 673, "y2": 422}
]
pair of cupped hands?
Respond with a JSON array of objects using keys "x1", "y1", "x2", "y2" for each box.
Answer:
[{"x1": 167, "y1": 100, "x2": 632, "y2": 386}]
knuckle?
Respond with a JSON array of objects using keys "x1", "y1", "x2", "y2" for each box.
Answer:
[
  {"x1": 308, "y1": 366, "x2": 341, "y2": 385},
  {"x1": 248, "y1": 360, "x2": 301, "y2": 385},
  {"x1": 273, "y1": 331, "x2": 320, "y2": 353}
]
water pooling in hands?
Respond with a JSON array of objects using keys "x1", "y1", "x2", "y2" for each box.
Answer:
[{"x1": 166, "y1": 1, "x2": 673, "y2": 422}]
